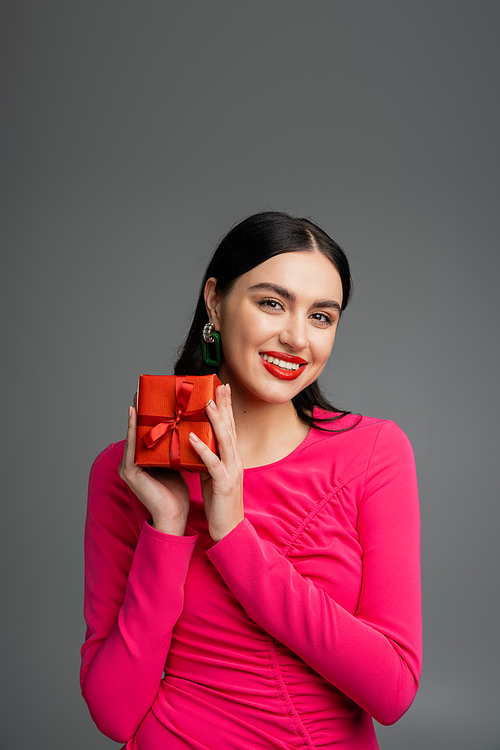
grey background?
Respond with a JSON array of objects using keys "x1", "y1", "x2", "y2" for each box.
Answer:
[{"x1": 1, "y1": 1, "x2": 499, "y2": 748}]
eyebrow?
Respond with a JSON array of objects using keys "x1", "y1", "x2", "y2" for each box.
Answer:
[{"x1": 248, "y1": 282, "x2": 342, "y2": 313}]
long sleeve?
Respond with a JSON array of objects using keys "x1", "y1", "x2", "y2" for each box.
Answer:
[
  {"x1": 80, "y1": 443, "x2": 199, "y2": 743},
  {"x1": 206, "y1": 421, "x2": 421, "y2": 726}
]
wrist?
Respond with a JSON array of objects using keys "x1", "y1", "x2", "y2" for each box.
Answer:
[
  {"x1": 150, "y1": 515, "x2": 188, "y2": 537},
  {"x1": 209, "y1": 516, "x2": 244, "y2": 543}
]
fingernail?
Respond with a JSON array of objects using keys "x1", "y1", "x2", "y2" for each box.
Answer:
[
  {"x1": 220, "y1": 384, "x2": 227, "y2": 396},
  {"x1": 189, "y1": 431, "x2": 199, "y2": 442},
  {"x1": 226, "y1": 383, "x2": 231, "y2": 396},
  {"x1": 207, "y1": 399, "x2": 218, "y2": 411},
  {"x1": 128, "y1": 406, "x2": 133, "y2": 418}
]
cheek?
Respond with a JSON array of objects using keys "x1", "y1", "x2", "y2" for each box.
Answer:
[
  {"x1": 313, "y1": 333, "x2": 337, "y2": 364},
  {"x1": 220, "y1": 305, "x2": 270, "y2": 352},
  {"x1": 220, "y1": 319, "x2": 255, "y2": 362}
]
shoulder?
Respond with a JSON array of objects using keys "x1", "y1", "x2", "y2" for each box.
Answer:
[
  {"x1": 306, "y1": 410, "x2": 418, "y2": 508},
  {"x1": 86, "y1": 440, "x2": 151, "y2": 539},
  {"x1": 92, "y1": 440, "x2": 126, "y2": 466},
  {"x1": 88, "y1": 440, "x2": 132, "y2": 516},
  {"x1": 310, "y1": 409, "x2": 415, "y2": 464},
  {"x1": 313, "y1": 408, "x2": 410, "y2": 439},
  {"x1": 89, "y1": 440, "x2": 125, "y2": 482}
]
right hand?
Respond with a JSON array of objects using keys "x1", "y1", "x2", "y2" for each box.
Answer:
[{"x1": 118, "y1": 405, "x2": 190, "y2": 536}]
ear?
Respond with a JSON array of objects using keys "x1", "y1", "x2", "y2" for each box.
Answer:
[{"x1": 204, "y1": 277, "x2": 223, "y2": 328}]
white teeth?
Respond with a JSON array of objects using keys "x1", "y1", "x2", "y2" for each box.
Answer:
[{"x1": 261, "y1": 354, "x2": 300, "y2": 371}]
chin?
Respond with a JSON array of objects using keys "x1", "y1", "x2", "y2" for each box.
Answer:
[
  {"x1": 254, "y1": 378, "x2": 311, "y2": 405},
  {"x1": 224, "y1": 360, "x2": 317, "y2": 404}
]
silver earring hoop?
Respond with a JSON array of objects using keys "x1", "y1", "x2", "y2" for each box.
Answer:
[{"x1": 203, "y1": 323, "x2": 216, "y2": 343}]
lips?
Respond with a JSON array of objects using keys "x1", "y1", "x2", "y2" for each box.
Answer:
[
  {"x1": 260, "y1": 351, "x2": 308, "y2": 365},
  {"x1": 259, "y1": 351, "x2": 308, "y2": 381}
]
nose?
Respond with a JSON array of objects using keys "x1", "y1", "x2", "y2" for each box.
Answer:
[{"x1": 278, "y1": 316, "x2": 308, "y2": 352}]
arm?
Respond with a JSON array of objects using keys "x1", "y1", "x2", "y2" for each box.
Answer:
[
  {"x1": 80, "y1": 443, "x2": 198, "y2": 743},
  {"x1": 206, "y1": 421, "x2": 421, "y2": 725}
]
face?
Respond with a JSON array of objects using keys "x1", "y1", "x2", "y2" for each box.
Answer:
[{"x1": 205, "y1": 250, "x2": 343, "y2": 406}]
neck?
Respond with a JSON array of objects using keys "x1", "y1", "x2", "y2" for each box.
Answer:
[{"x1": 219, "y1": 371, "x2": 310, "y2": 468}]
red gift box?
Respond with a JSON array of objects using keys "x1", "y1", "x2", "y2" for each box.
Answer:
[{"x1": 135, "y1": 374, "x2": 221, "y2": 472}]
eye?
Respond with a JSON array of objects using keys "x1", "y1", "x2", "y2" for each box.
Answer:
[
  {"x1": 258, "y1": 298, "x2": 284, "y2": 312},
  {"x1": 309, "y1": 312, "x2": 335, "y2": 327}
]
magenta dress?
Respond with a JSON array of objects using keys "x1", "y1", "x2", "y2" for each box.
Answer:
[{"x1": 81, "y1": 410, "x2": 421, "y2": 749}]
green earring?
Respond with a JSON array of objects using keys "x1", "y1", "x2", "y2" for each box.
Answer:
[{"x1": 201, "y1": 323, "x2": 222, "y2": 367}]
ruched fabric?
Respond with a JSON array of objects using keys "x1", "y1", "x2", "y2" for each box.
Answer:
[{"x1": 81, "y1": 410, "x2": 421, "y2": 749}]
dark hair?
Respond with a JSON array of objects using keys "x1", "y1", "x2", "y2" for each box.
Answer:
[{"x1": 174, "y1": 211, "x2": 355, "y2": 430}]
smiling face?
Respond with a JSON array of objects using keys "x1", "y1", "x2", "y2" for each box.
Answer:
[{"x1": 204, "y1": 250, "x2": 343, "y2": 406}]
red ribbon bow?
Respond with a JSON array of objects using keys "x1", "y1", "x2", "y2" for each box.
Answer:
[{"x1": 138, "y1": 377, "x2": 208, "y2": 468}]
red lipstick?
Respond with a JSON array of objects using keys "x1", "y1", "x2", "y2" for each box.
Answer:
[
  {"x1": 260, "y1": 351, "x2": 307, "y2": 365},
  {"x1": 259, "y1": 352, "x2": 307, "y2": 381}
]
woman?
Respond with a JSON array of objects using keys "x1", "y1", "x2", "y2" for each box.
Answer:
[{"x1": 80, "y1": 211, "x2": 421, "y2": 749}]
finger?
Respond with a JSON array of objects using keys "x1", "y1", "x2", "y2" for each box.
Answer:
[
  {"x1": 224, "y1": 382, "x2": 238, "y2": 435},
  {"x1": 123, "y1": 405, "x2": 138, "y2": 469},
  {"x1": 213, "y1": 384, "x2": 238, "y2": 441},
  {"x1": 205, "y1": 396, "x2": 237, "y2": 466},
  {"x1": 188, "y1": 431, "x2": 222, "y2": 475},
  {"x1": 216, "y1": 384, "x2": 240, "y2": 461}
]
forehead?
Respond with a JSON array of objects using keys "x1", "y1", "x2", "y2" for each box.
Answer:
[{"x1": 236, "y1": 251, "x2": 343, "y2": 301}]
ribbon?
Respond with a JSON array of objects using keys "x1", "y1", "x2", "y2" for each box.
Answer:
[{"x1": 138, "y1": 377, "x2": 209, "y2": 468}]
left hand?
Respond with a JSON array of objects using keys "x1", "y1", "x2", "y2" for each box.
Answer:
[{"x1": 188, "y1": 383, "x2": 244, "y2": 542}]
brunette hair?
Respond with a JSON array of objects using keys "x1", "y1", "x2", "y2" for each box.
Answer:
[{"x1": 174, "y1": 211, "x2": 355, "y2": 430}]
